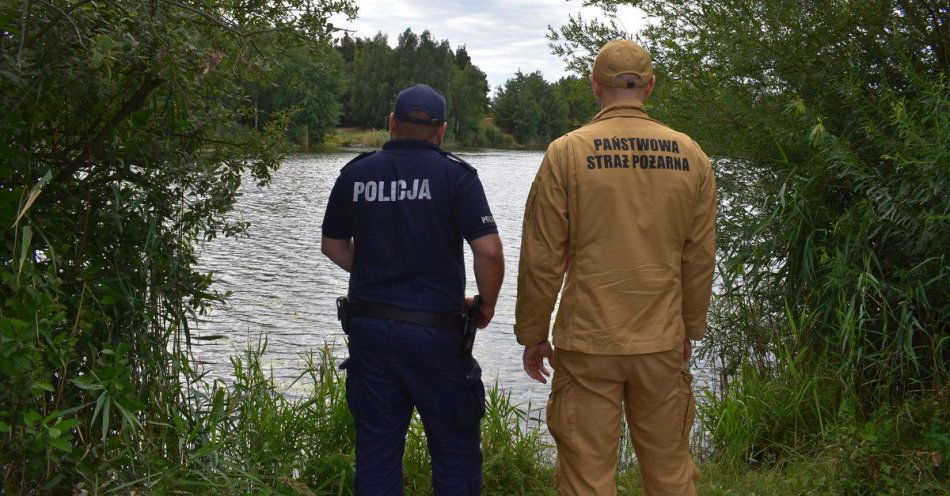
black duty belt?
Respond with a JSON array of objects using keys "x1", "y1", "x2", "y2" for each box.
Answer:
[{"x1": 347, "y1": 299, "x2": 464, "y2": 333}]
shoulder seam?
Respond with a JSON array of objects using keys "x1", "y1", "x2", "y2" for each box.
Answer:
[
  {"x1": 441, "y1": 151, "x2": 476, "y2": 172},
  {"x1": 340, "y1": 151, "x2": 375, "y2": 172}
]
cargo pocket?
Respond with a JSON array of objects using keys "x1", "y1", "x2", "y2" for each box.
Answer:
[
  {"x1": 452, "y1": 363, "x2": 486, "y2": 430},
  {"x1": 340, "y1": 357, "x2": 365, "y2": 419},
  {"x1": 680, "y1": 370, "x2": 696, "y2": 440},
  {"x1": 546, "y1": 375, "x2": 576, "y2": 452}
]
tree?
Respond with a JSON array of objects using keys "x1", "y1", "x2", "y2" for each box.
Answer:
[
  {"x1": 269, "y1": 45, "x2": 347, "y2": 146},
  {"x1": 0, "y1": 0, "x2": 355, "y2": 491},
  {"x1": 493, "y1": 71, "x2": 568, "y2": 145},
  {"x1": 447, "y1": 56, "x2": 490, "y2": 145},
  {"x1": 550, "y1": 0, "x2": 949, "y2": 463},
  {"x1": 554, "y1": 75, "x2": 598, "y2": 129},
  {"x1": 341, "y1": 28, "x2": 491, "y2": 144},
  {"x1": 346, "y1": 32, "x2": 394, "y2": 128},
  {"x1": 454, "y1": 45, "x2": 472, "y2": 68}
]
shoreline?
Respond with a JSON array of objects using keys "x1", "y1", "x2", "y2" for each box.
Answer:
[{"x1": 307, "y1": 127, "x2": 548, "y2": 153}]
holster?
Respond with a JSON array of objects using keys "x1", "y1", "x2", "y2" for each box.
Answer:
[
  {"x1": 336, "y1": 296, "x2": 350, "y2": 335},
  {"x1": 462, "y1": 295, "x2": 482, "y2": 357}
]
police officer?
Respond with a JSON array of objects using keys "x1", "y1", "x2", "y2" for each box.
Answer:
[
  {"x1": 515, "y1": 40, "x2": 716, "y2": 495},
  {"x1": 321, "y1": 84, "x2": 504, "y2": 495}
]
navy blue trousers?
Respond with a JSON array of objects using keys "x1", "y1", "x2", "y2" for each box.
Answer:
[{"x1": 343, "y1": 317, "x2": 485, "y2": 495}]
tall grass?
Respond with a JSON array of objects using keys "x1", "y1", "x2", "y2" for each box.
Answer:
[
  {"x1": 101, "y1": 338, "x2": 554, "y2": 495},
  {"x1": 696, "y1": 76, "x2": 949, "y2": 489},
  {"x1": 96, "y1": 338, "x2": 861, "y2": 495},
  {"x1": 133, "y1": 339, "x2": 885, "y2": 496},
  {"x1": 118, "y1": 341, "x2": 355, "y2": 495}
]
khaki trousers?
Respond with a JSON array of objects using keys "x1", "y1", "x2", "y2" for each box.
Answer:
[{"x1": 547, "y1": 348, "x2": 698, "y2": 496}]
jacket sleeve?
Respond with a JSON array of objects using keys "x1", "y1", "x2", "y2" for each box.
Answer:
[
  {"x1": 514, "y1": 142, "x2": 569, "y2": 346},
  {"x1": 681, "y1": 152, "x2": 717, "y2": 340}
]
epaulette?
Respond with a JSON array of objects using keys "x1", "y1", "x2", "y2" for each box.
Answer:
[
  {"x1": 340, "y1": 151, "x2": 376, "y2": 172},
  {"x1": 440, "y1": 151, "x2": 476, "y2": 172}
]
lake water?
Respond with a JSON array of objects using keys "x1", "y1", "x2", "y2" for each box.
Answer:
[{"x1": 193, "y1": 148, "x2": 715, "y2": 416}]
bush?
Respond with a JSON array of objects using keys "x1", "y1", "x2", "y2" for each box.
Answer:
[
  {"x1": 470, "y1": 119, "x2": 518, "y2": 149},
  {"x1": 0, "y1": 1, "x2": 355, "y2": 492},
  {"x1": 492, "y1": 71, "x2": 568, "y2": 145},
  {"x1": 551, "y1": 4, "x2": 948, "y2": 492},
  {"x1": 828, "y1": 391, "x2": 949, "y2": 495}
]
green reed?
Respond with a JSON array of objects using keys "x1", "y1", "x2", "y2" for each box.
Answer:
[
  {"x1": 116, "y1": 338, "x2": 552, "y2": 495},
  {"x1": 125, "y1": 339, "x2": 849, "y2": 495}
]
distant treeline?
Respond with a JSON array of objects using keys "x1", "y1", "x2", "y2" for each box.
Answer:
[
  {"x1": 335, "y1": 28, "x2": 599, "y2": 148},
  {"x1": 492, "y1": 70, "x2": 597, "y2": 146},
  {"x1": 244, "y1": 26, "x2": 602, "y2": 149},
  {"x1": 338, "y1": 29, "x2": 488, "y2": 144}
]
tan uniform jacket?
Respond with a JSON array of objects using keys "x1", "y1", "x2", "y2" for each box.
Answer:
[{"x1": 514, "y1": 99, "x2": 716, "y2": 355}]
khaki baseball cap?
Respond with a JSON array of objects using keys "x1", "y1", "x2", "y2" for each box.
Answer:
[{"x1": 592, "y1": 39, "x2": 653, "y2": 88}]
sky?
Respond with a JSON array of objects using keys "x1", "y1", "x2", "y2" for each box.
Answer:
[{"x1": 332, "y1": 0, "x2": 647, "y2": 91}]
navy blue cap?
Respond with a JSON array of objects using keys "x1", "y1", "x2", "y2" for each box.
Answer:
[{"x1": 394, "y1": 84, "x2": 446, "y2": 126}]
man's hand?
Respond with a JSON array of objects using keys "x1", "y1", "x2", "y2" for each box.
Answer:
[
  {"x1": 476, "y1": 303, "x2": 494, "y2": 328},
  {"x1": 465, "y1": 296, "x2": 495, "y2": 329},
  {"x1": 523, "y1": 341, "x2": 555, "y2": 384},
  {"x1": 683, "y1": 338, "x2": 692, "y2": 364}
]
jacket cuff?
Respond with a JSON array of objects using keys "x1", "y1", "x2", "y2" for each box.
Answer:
[
  {"x1": 686, "y1": 327, "x2": 706, "y2": 340},
  {"x1": 515, "y1": 327, "x2": 549, "y2": 347}
]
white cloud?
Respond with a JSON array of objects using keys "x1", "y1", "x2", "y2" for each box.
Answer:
[{"x1": 333, "y1": 0, "x2": 647, "y2": 90}]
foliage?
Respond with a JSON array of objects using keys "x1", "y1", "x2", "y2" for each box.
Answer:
[
  {"x1": 341, "y1": 32, "x2": 394, "y2": 129},
  {"x1": 0, "y1": 0, "x2": 354, "y2": 492},
  {"x1": 471, "y1": 119, "x2": 519, "y2": 149},
  {"x1": 480, "y1": 386, "x2": 551, "y2": 491},
  {"x1": 548, "y1": 8, "x2": 629, "y2": 77},
  {"x1": 554, "y1": 75, "x2": 598, "y2": 130},
  {"x1": 133, "y1": 341, "x2": 357, "y2": 495},
  {"x1": 490, "y1": 73, "x2": 597, "y2": 146},
  {"x1": 699, "y1": 348, "x2": 843, "y2": 465},
  {"x1": 828, "y1": 390, "x2": 949, "y2": 495},
  {"x1": 337, "y1": 29, "x2": 591, "y2": 149},
  {"x1": 447, "y1": 53, "x2": 492, "y2": 145},
  {"x1": 56, "y1": 338, "x2": 871, "y2": 495},
  {"x1": 339, "y1": 29, "x2": 490, "y2": 145},
  {"x1": 264, "y1": 44, "x2": 347, "y2": 148},
  {"x1": 492, "y1": 70, "x2": 569, "y2": 146},
  {"x1": 619, "y1": 460, "x2": 831, "y2": 495},
  {"x1": 551, "y1": 0, "x2": 950, "y2": 482},
  {"x1": 83, "y1": 340, "x2": 556, "y2": 495}
]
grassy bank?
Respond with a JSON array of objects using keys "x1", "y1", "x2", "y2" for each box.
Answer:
[
  {"x1": 83, "y1": 339, "x2": 941, "y2": 495},
  {"x1": 320, "y1": 119, "x2": 527, "y2": 152},
  {"x1": 323, "y1": 128, "x2": 390, "y2": 149}
]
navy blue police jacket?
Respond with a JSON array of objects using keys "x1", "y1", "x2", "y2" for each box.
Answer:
[{"x1": 321, "y1": 139, "x2": 498, "y2": 313}]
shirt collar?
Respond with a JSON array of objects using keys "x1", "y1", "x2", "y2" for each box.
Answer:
[
  {"x1": 590, "y1": 99, "x2": 650, "y2": 123},
  {"x1": 383, "y1": 139, "x2": 442, "y2": 151}
]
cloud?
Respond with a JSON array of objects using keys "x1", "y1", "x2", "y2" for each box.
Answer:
[{"x1": 333, "y1": 0, "x2": 647, "y2": 90}]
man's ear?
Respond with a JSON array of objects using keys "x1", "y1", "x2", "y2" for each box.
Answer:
[
  {"x1": 389, "y1": 113, "x2": 397, "y2": 135},
  {"x1": 589, "y1": 73, "x2": 602, "y2": 99},
  {"x1": 644, "y1": 75, "x2": 656, "y2": 100},
  {"x1": 437, "y1": 121, "x2": 448, "y2": 142}
]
